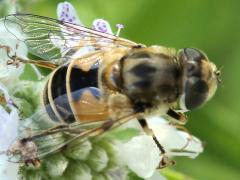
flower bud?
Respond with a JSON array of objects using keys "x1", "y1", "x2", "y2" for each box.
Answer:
[
  {"x1": 43, "y1": 153, "x2": 68, "y2": 178},
  {"x1": 86, "y1": 145, "x2": 109, "y2": 172},
  {"x1": 64, "y1": 162, "x2": 92, "y2": 180},
  {"x1": 64, "y1": 139, "x2": 92, "y2": 160}
]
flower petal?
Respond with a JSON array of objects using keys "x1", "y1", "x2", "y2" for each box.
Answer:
[
  {"x1": 118, "y1": 135, "x2": 162, "y2": 178},
  {"x1": 169, "y1": 131, "x2": 203, "y2": 158},
  {"x1": 0, "y1": 155, "x2": 18, "y2": 180},
  {"x1": 0, "y1": 83, "x2": 19, "y2": 151},
  {"x1": 57, "y1": 1, "x2": 82, "y2": 25},
  {"x1": 56, "y1": 2, "x2": 95, "y2": 57},
  {"x1": 147, "y1": 116, "x2": 203, "y2": 158},
  {"x1": 0, "y1": 106, "x2": 19, "y2": 151},
  {"x1": 92, "y1": 19, "x2": 113, "y2": 34}
]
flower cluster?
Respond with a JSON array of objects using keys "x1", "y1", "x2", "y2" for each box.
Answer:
[{"x1": 0, "y1": 1, "x2": 204, "y2": 180}]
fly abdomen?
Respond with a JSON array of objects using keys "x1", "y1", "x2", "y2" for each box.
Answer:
[{"x1": 43, "y1": 59, "x2": 109, "y2": 124}]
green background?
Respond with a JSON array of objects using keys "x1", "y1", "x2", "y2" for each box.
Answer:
[{"x1": 1, "y1": 0, "x2": 240, "y2": 179}]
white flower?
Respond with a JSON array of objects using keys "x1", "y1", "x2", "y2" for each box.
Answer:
[
  {"x1": 148, "y1": 116, "x2": 203, "y2": 158},
  {"x1": 0, "y1": 155, "x2": 18, "y2": 180},
  {"x1": 120, "y1": 135, "x2": 161, "y2": 178},
  {"x1": 0, "y1": 82, "x2": 19, "y2": 151},
  {"x1": 0, "y1": 106, "x2": 19, "y2": 151},
  {"x1": 118, "y1": 116, "x2": 203, "y2": 178},
  {"x1": 0, "y1": 83, "x2": 19, "y2": 180},
  {"x1": 0, "y1": 20, "x2": 45, "y2": 80},
  {"x1": 0, "y1": 21, "x2": 27, "y2": 79}
]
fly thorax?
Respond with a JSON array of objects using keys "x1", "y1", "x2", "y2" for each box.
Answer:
[{"x1": 119, "y1": 49, "x2": 182, "y2": 111}]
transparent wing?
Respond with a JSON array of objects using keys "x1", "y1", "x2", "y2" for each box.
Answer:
[
  {"x1": 4, "y1": 14, "x2": 140, "y2": 65},
  {"x1": 7, "y1": 106, "x2": 137, "y2": 163},
  {"x1": 7, "y1": 86, "x2": 110, "y2": 163},
  {"x1": 6, "y1": 105, "x2": 108, "y2": 163}
]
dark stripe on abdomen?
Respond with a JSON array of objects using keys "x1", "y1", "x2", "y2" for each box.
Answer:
[
  {"x1": 69, "y1": 64, "x2": 98, "y2": 94},
  {"x1": 49, "y1": 65, "x2": 75, "y2": 123}
]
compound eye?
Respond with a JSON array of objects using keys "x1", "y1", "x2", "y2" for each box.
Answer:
[
  {"x1": 184, "y1": 78, "x2": 209, "y2": 110},
  {"x1": 183, "y1": 48, "x2": 207, "y2": 62}
]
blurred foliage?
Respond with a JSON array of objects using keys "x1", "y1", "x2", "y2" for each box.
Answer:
[{"x1": 1, "y1": 0, "x2": 240, "y2": 179}]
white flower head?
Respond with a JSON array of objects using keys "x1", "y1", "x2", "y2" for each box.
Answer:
[{"x1": 118, "y1": 116, "x2": 203, "y2": 178}]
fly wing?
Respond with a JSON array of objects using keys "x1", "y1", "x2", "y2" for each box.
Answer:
[
  {"x1": 7, "y1": 105, "x2": 137, "y2": 163},
  {"x1": 4, "y1": 14, "x2": 140, "y2": 65},
  {"x1": 7, "y1": 108, "x2": 106, "y2": 163}
]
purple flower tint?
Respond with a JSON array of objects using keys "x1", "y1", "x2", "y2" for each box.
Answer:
[
  {"x1": 7, "y1": 99, "x2": 13, "y2": 106},
  {"x1": 92, "y1": 19, "x2": 113, "y2": 34},
  {"x1": 57, "y1": 2, "x2": 81, "y2": 25},
  {"x1": 116, "y1": 24, "x2": 124, "y2": 29},
  {"x1": 116, "y1": 23, "x2": 124, "y2": 36},
  {"x1": 93, "y1": 20, "x2": 108, "y2": 33}
]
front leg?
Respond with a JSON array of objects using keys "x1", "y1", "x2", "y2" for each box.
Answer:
[
  {"x1": 138, "y1": 118, "x2": 175, "y2": 168},
  {"x1": 167, "y1": 108, "x2": 187, "y2": 125}
]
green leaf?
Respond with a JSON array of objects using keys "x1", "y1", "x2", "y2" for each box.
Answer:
[{"x1": 161, "y1": 169, "x2": 193, "y2": 180}]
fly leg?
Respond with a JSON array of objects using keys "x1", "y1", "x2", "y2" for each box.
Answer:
[
  {"x1": 167, "y1": 108, "x2": 187, "y2": 125},
  {"x1": 7, "y1": 43, "x2": 57, "y2": 70},
  {"x1": 7, "y1": 56, "x2": 58, "y2": 70},
  {"x1": 0, "y1": 44, "x2": 57, "y2": 80},
  {"x1": 138, "y1": 118, "x2": 175, "y2": 169}
]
